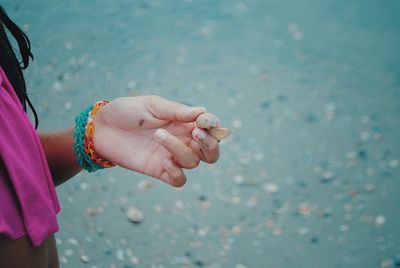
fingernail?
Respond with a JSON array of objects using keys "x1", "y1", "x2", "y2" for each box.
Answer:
[
  {"x1": 155, "y1": 129, "x2": 168, "y2": 140},
  {"x1": 162, "y1": 158, "x2": 173, "y2": 168},
  {"x1": 193, "y1": 128, "x2": 206, "y2": 140}
]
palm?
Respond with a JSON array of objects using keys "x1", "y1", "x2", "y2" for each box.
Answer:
[{"x1": 105, "y1": 121, "x2": 194, "y2": 178}]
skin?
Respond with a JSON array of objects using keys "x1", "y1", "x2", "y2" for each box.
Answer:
[{"x1": 0, "y1": 95, "x2": 221, "y2": 268}]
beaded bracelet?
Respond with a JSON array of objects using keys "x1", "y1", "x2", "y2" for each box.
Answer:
[{"x1": 74, "y1": 100, "x2": 116, "y2": 172}]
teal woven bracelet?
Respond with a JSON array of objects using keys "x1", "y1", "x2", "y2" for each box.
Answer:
[{"x1": 73, "y1": 104, "x2": 104, "y2": 173}]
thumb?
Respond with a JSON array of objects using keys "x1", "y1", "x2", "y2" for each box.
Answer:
[{"x1": 147, "y1": 95, "x2": 206, "y2": 122}]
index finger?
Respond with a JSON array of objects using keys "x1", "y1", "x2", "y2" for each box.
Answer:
[{"x1": 146, "y1": 95, "x2": 206, "y2": 122}]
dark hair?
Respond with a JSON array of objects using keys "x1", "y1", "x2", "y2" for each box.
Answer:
[{"x1": 0, "y1": 5, "x2": 38, "y2": 128}]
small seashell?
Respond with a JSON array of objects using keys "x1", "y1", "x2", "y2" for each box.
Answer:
[
  {"x1": 80, "y1": 254, "x2": 90, "y2": 263},
  {"x1": 232, "y1": 225, "x2": 242, "y2": 234},
  {"x1": 263, "y1": 182, "x2": 279, "y2": 194},
  {"x1": 196, "y1": 112, "x2": 220, "y2": 129},
  {"x1": 196, "y1": 112, "x2": 231, "y2": 141},
  {"x1": 126, "y1": 207, "x2": 144, "y2": 224},
  {"x1": 375, "y1": 215, "x2": 386, "y2": 226},
  {"x1": 86, "y1": 207, "x2": 97, "y2": 217},
  {"x1": 207, "y1": 127, "x2": 231, "y2": 141}
]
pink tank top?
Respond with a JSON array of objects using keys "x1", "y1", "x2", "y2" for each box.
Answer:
[{"x1": 0, "y1": 66, "x2": 60, "y2": 247}]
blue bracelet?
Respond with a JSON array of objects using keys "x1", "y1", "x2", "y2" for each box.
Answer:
[{"x1": 73, "y1": 104, "x2": 104, "y2": 172}]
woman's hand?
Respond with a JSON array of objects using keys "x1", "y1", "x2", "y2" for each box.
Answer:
[{"x1": 93, "y1": 95, "x2": 220, "y2": 187}]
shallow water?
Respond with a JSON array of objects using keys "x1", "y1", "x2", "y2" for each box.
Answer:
[{"x1": 3, "y1": 0, "x2": 400, "y2": 267}]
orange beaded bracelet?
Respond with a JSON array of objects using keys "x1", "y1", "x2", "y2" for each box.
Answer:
[{"x1": 83, "y1": 100, "x2": 116, "y2": 168}]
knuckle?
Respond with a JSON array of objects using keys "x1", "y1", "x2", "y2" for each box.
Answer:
[
  {"x1": 147, "y1": 95, "x2": 161, "y2": 102},
  {"x1": 155, "y1": 95, "x2": 164, "y2": 102}
]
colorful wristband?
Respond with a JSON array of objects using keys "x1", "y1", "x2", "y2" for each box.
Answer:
[{"x1": 73, "y1": 100, "x2": 116, "y2": 172}]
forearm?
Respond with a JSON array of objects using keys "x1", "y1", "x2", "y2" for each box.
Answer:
[{"x1": 39, "y1": 128, "x2": 82, "y2": 186}]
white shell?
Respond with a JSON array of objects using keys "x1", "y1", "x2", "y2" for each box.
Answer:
[
  {"x1": 196, "y1": 112, "x2": 231, "y2": 141},
  {"x1": 196, "y1": 112, "x2": 220, "y2": 129},
  {"x1": 207, "y1": 127, "x2": 231, "y2": 141}
]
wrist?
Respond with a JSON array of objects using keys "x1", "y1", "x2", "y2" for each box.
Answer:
[{"x1": 73, "y1": 100, "x2": 115, "y2": 172}]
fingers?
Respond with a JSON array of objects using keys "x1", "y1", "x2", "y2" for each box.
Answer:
[
  {"x1": 147, "y1": 95, "x2": 206, "y2": 123},
  {"x1": 159, "y1": 158, "x2": 187, "y2": 187},
  {"x1": 154, "y1": 129, "x2": 200, "y2": 169},
  {"x1": 190, "y1": 128, "x2": 220, "y2": 164}
]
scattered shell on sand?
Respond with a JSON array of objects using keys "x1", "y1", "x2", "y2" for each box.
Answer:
[
  {"x1": 232, "y1": 225, "x2": 242, "y2": 234},
  {"x1": 86, "y1": 207, "x2": 97, "y2": 217},
  {"x1": 196, "y1": 112, "x2": 231, "y2": 141},
  {"x1": 80, "y1": 254, "x2": 90, "y2": 263},
  {"x1": 263, "y1": 182, "x2": 279, "y2": 194},
  {"x1": 126, "y1": 207, "x2": 144, "y2": 224}
]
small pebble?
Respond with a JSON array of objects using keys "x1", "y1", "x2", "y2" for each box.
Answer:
[
  {"x1": 389, "y1": 159, "x2": 399, "y2": 168},
  {"x1": 261, "y1": 101, "x2": 270, "y2": 109},
  {"x1": 199, "y1": 26, "x2": 212, "y2": 38},
  {"x1": 80, "y1": 254, "x2": 90, "y2": 263},
  {"x1": 198, "y1": 195, "x2": 207, "y2": 202},
  {"x1": 338, "y1": 224, "x2": 350, "y2": 233},
  {"x1": 65, "y1": 249, "x2": 74, "y2": 257},
  {"x1": 287, "y1": 22, "x2": 298, "y2": 32},
  {"x1": 154, "y1": 204, "x2": 163, "y2": 213},
  {"x1": 310, "y1": 236, "x2": 319, "y2": 244},
  {"x1": 360, "y1": 131, "x2": 370, "y2": 141},
  {"x1": 298, "y1": 202, "x2": 312, "y2": 216},
  {"x1": 80, "y1": 182, "x2": 89, "y2": 190},
  {"x1": 199, "y1": 201, "x2": 211, "y2": 210},
  {"x1": 263, "y1": 182, "x2": 279, "y2": 194},
  {"x1": 53, "y1": 81, "x2": 63, "y2": 92},
  {"x1": 67, "y1": 238, "x2": 79, "y2": 246},
  {"x1": 175, "y1": 200, "x2": 185, "y2": 210},
  {"x1": 193, "y1": 260, "x2": 205, "y2": 267},
  {"x1": 232, "y1": 118, "x2": 242, "y2": 129},
  {"x1": 137, "y1": 180, "x2": 153, "y2": 190},
  {"x1": 245, "y1": 196, "x2": 258, "y2": 209},
  {"x1": 322, "y1": 207, "x2": 333, "y2": 218},
  {"x1": 197, "y1": 227, "x2": 208, "y2": 237},
  {"x1": 253, "y1": 152, "x2": 264, "y2": 161},
  {"x1": 231, "y1": 196, "x2": 241, "y2": 204},
  {"x1": 375, "y1": 215, "x2": 386, "y2": 227},
  {"x1": 232, "y1": 225, "x2": 242, "y2": 234},
  {"x1": 116, "y1": 249, "x2": 125, "y2": 261},
  {"x1": 293, "y1": 30, "x2": 304, "y2": 40},
  {"x1": 297, "y1": 227, "x2": 309, "y2": 235},
  {"x1": 86, "y1": 207, "x2": 97, "y2": 217},
  {"x1": 380, "y1": 259, "x2": 393, "y2": 268},
  {"x1": 364, "y1": 183, "x2": 375, "y2": 193},
  {"x1": 126, "y1": 207, "x2": 144, "y2": 224},
  {"x1": 321, "y1": 171, "x2": 334, "y2": 183},
  {"x1": 272, "y1": 228, "x2": 283, "y2": 236},
  {"x1": 233, "y1": 174, "x2": 245, "y2": 184},
  {"x1": 130, "y1": 256, "x2": 140, "y2": 264},
  {"x1": 64, "y1": 101, "x2": 72, "y2": 111},
  {"x1": 60, "y1": 256, "x2": 68, "y2": 264},
  {"x1": 127, "y1": 80, "x2": 136, "y2": 89}
]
